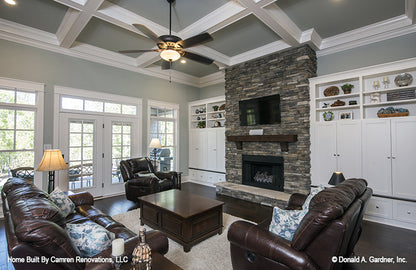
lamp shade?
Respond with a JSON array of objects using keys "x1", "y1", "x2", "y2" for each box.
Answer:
[
  {"x1": 36, "y1": 149, "x2": 68, "y2": 172},
  {"x1": 149, "y1": 138, "x2": 162, "y2": 149},
  {"x1": 328, "y1": 171, "x2": 345, "y2": 186},
  {"x1": 160, "y1": 49, "x2": 181, "y2": 62}
]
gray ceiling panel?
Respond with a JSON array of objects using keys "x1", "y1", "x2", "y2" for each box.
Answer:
[
  {"x1": 276, "y1": 0, "x2": 405, "y2": 38},
  {"x1": 207, "y1": 15, "x2": 281, "y2": 57},
  {"x1": 107, "y1": 0, "x2": 229, "y2": 32},
  {"x1": 0, "y1": 0, "x2": 67, "y2": 34},
  {"x1": 77, "y1": 18, "x2": 156, "y2": 54}
]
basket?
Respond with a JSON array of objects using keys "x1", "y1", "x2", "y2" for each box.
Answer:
[{"x1": 377, "y1": 112, "x2": 409, "y2": 118}]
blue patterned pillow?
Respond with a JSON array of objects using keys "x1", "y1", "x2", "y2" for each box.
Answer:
[
  {"x1": 65, "y1": 222, "x2": 115, "y2": 257},
  {"x1": 49, "y1": 188, "x2": 76, "y2": 217},
  {"x1": 269, "y1": 207, "x2": 308, "y2": 241},
  {"x1": 302, "y1": 185, "x2": 325, "y2": 210}
]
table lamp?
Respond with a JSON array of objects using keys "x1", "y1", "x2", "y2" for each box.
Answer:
[
  {"x1": 328, "y1": 171, "x2": 345, "y2": 186},
  {"x1": 149, "y1": 138, "x2": 162, "y2": 169},
  {"x1": 36, "y1": 149, "x2": 68, "y2": 193}
]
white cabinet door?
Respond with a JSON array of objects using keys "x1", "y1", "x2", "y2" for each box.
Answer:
[
  {"x1": 206, "y1": 129, "x2": 217, "y2": 171},
  {"x1": 314, "y1": 122, "x2": 337, "y2": 185},
  {"x1": 391, "y1": 118, "x2": 416, "y2": 200},
  {"x1": 337, "y1": 121, "x2": 362, "y2": 179},
  {"x1": 189, "y1": 130, "x2": 205, "y2": 168},
  {"x1": 362, "y1": 120, "x2": 392, "y2": 196},
  {"x1": 216, "y1": 128, "x2": 226, "y2": 172}
]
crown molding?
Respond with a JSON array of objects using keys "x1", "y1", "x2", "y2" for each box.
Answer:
[
  {"x1": 0, "y1": 18, "x2": 58, "y2": 45},
  {"x1": 317, "y1": 15, "x2": 415, "y2": 56},
  {"x1": 198, "y1": 71, "x2": 225, "y2": 88},
  {"x1": 300, "y1": 28, "x2": 322, "y2": 50}
]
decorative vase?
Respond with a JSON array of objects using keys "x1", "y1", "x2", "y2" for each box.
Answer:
[
  {"x1": 132, "y1": 228, "x2": 152, "y2": 270},
  {"x1": 343, "y1": 88, "x2": 352, "y2": 94}
]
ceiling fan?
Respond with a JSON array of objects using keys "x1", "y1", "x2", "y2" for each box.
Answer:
[{"x1": 119, "y1": 0, "x2": 214, "y2": 70}]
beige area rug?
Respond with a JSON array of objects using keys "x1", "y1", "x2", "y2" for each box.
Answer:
[{"x1": 112, "y1": 209, "x2": 249, "y2": 270}]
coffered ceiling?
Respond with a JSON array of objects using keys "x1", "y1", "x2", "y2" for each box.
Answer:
[{"x1": 0, "y1": 0, "x2": 415, "y2": 87}]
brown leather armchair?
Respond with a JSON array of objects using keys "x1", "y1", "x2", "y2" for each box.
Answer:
[
  {"x1": 120, "y1": 157, "x2": 181, "y2": 202},
  {"x1": 227, "y1": 179, "x2": 372, "y2": 270}
]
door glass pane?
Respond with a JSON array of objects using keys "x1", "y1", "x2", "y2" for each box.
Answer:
[
  {"x1": 85, "y1": 100, "x2": 103, "y2": 112},
  {"x1": 0, "y1": 89, "x2": 15, "y2": 103},
  {"x1": 112, "y1": 122, "x2": 131, "y2": 183},
  {"x1": 0, "y1": 109, "x2": 15, "y2": 129},
  {"x1": 68, "y1": 120, "x2": 95, "y2": 190},
  {"x1": 62, "y1": 97, "x2": 83, "y2": 110},
  {"x1": 105, "y1": 103, "x2": 121, "y2": 114},
  {"x1": 16, "y1": 92, "x2": 36, "y2": 105},
  {"x1": 16, "y1": 111, "x2": 35, "y2": 130}
]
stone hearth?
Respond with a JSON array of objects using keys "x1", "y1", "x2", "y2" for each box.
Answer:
[{"x1": 216, "y1": 45, "x2": 317, "y2": 203}]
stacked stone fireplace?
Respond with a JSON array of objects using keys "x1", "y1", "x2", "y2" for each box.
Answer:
[{"x1": 216, "y1": 45, "x2": 317, "y2": 204}]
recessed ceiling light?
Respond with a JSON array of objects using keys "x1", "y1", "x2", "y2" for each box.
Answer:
[
  {"x1": 180, "y1": 59, "x2": 186, "y2": 64},
  {"x1": 4, "y1": 0, "x2": 17, "y2": 5}
]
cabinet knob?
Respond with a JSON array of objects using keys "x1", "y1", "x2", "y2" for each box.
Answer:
[
  {"x1": 337, "y1": 154, "x2": 340, "y2": 157},
  {"x1": 407, "y1": 211, "x2": 411, "y2": 215},
  {"x1": 376, "y1": 206, "x2": 379, "y2": 209},
  {"x1": 387, "y1": 157, "x2": 391, "y2": 159},
  {"x1": 333, "y1": 154, "x2": 337, "y2": 156},
  {"x1": 392, "y1": 157, "x2": 396, "y2": 159}
]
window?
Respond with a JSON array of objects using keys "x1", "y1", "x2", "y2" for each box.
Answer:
[
  {"x1": 61, "y1": 96, "x2": 136, "y2": 115},
  {"x1": 148, "y1": 101, "x2": 179, "y2": 172},
  {"x1": 0, "y1": 80, "x2": 44, "y2": 192}
]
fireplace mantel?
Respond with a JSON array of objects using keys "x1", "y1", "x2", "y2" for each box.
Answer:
[{"x1": 227, "y1": 135, "x2": 297, "y2": 152}]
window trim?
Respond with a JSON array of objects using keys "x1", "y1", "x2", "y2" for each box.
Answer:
[
  {"x1": 147, "y1": 100, "x2": 179, "y2": 172},
  {"x1": 0, "y1": 77, "x2": 44, "y2": 189}
]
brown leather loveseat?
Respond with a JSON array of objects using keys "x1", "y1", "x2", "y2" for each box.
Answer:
[
  {"x1": 2, "y1": 177, "x2": 169, "y2": 270},
  {"x1": 227, "y1": 178, "x2": 372, "y2": 270},
  {"x1": 120, "y1": 157, "x2": 181, "y2": 202}
]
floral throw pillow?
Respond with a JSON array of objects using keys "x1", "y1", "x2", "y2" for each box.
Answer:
[
  {"x1": 302, "y1": 185, "x2": 325, "y2": 210},
  {"x1": 49, "y1": 188, "x2": 76, "y2": 217},
  {"x1": 65, "y1": 222, "x2": 115, "y2": 257},
  {"x1": 269, "y1": 207, "x2": 308, "y2": 241}
]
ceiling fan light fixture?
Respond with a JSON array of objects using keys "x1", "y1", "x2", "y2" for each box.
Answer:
[
  {"x1": 4, "y1": 0, "x2": 17, "y2": 5},
  {"x1": 160, "y1": 49, "x2": 181, "y2": 62}
]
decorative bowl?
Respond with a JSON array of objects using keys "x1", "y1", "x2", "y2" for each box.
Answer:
[{"x1": 394, "y1": 73, "x2": 413, "y2": 87}]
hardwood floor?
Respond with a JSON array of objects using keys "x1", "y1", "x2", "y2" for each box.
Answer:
[{"x1": 1, "y1": 182, "x2": 415, "y2": 269}]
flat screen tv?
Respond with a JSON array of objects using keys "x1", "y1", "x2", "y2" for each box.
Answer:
[{"x1": 239, "y1": 94, "x2": 281, "y2": 126}]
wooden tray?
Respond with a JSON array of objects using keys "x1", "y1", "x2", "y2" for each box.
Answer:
[{"x1": 377, "y1": 112, "x2": 409, "y2": 118}]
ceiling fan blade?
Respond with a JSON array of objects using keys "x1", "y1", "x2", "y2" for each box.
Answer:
[
  {"x1": 181, "y1": 33, "x2": 213, "y2": 48},
  {"x1": 161, "y1": 60, "x2": 173, "y2": 70},
  {"x1": 133, "y1": 24, "x2": 160, "y2": 42},
  {"x1": 182, "y1": 51, "x2": 214, "y2": 65},
  {"x1": 119, "y1": 49, "x2": 159, "y2": 54}
]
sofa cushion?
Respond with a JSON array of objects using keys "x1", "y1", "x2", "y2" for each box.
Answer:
[
  {"x1": 50, "y1": 188, "x2": 76, "y2": 217},
  {"x1": 10, "y1": 197, "x2": 66, "y2": 227},
  {"x1": 136, "y1": 172, "x2": 161, "y2": 180},
  {"x1": 65, "y1": 222, "x2": 115, "y2": 257},
  {"x1": 302, "y1": 185, "x2": 324, "y2": 210},
  {"x1": 269, "y1": 207, "x2": 308, "y2": 241}
]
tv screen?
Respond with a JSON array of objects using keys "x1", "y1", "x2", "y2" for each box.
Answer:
[{"x1": 239, "y1": 94, "x2": 281, "y2": 126}]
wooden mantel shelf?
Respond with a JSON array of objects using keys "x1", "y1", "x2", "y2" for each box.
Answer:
[{"x1": 227, "y1": 135, "x2": 298, "y2": 152}]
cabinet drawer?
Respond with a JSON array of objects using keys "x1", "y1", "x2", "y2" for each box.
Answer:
[
  {"x1": 217, "y1": 174, "x2": 226, "y2": 182},
  {"x1": 393, "y1": 201, "x2": 416, "y2": 224},
  {"x1": 366, "y1": 197, "x2": 393, "y2": 218}
]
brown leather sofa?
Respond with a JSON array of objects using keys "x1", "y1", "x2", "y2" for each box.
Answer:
[
  {"x1": 120, "y1": 157, "x2": 181, "y2": 202},
  {"x1": 227, "y1": 178, "x2": 372, "y2": 270},
  {"x1": 2, "y1": 177, "x2": 169, "y2": 270}
]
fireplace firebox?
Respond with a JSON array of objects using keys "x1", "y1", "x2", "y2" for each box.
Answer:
[{"x1": 242, "y1": 155, "x2": 284, "y2": 191}]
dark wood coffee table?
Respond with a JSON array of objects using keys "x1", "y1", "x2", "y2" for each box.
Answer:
[{"x1": 139, "y1": 189, "x2": 224, "y2": 252}]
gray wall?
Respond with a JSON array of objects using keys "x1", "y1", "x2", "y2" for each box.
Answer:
[
  {"x1": 317, "y1": 32, "x2": 416, "y2": 76},
  {"x1": 0, "y1": 39, "x2": 200, "y2": 188},
  {"x1": 199, "y1": 82, "x2": 225, "y2": 99}
]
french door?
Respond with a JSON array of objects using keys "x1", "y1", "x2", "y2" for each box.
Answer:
[{"x1": 59, "y1": 113, "x2": 137, "y2": 197}]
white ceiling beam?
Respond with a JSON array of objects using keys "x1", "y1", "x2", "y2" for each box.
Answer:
[
  {"x1": 178, "y1": 1, "x2": 246, "y2": 38},
  {"x1": 300, "y1": 28, "x2": 322, "y2": 50},
  {"x1": 237, "y1": 0, "x2": 300, "y2": 46},
  {"x1": 135, "y1": 52, "x2": 161, "y2": 68},
  {"x1": 229, "y1": 40, "x2": 291, "y2": 66},
  {"x1": 53, "y1": 0, "x2": 85, "y2": 11},
  {"x1": 406, "y1": 0, "x2": 416, "y2": 23},
  {"x1": 56, "y1": 0, "x2": 105, "y2": 48}
]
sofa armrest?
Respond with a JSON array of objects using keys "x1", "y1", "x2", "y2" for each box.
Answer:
[
  {"x1": 286, "y1": 193, "x2": 308, "y2": 210},
  {"x1": 228, "y1": 220, "x2": 315, "y2": 270},
  {"x1": 127, "y1": 177, "x2": 159, "y2": 187},
  {"x1": 155, "y1": 171, "x2": 180, "y2": 188},
  {"x1": 68, "y1": 191, "x2": 94, "y2": 207}
]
